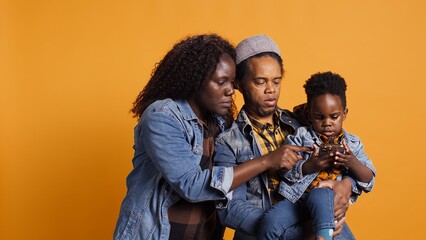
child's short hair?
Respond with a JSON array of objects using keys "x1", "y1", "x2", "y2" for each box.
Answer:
[{"x1": 304, "y1": 71, "x2": 347, "y2": 108}]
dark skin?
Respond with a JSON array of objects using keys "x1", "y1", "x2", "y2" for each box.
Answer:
[
  {"x1": 189, "y1": 53, "x2": 310, "y2": 191},
  {"x1": 302, "y1": 94, "x2": 373, "y2": 183},
  {"x1": 239, "y1": 56, "x2": 353, "y2": 237},
  {"x1": 231, "y1": 145, "x2": 309, "y2": 190},
  {"x1": 223, "y1": 55, "x2": 310, "y2": 190},
  {"x1": 335, "y1": 140, "x2": 373, "y2": 183},
  {"x1": 302, "y1": 93, "x2": 373, "y2": 232}
]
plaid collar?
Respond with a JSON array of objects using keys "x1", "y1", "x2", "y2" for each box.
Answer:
[
  {"x1": 247, "y1": 110, "x2": 281, "y2": 133},
  {"x1": 317, "y1": 130, "x2": 345, "y2": 144}
]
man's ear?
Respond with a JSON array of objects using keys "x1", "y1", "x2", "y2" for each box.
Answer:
[{"x1": 343, "y1": 108, "x2": 348, "y2": 120}]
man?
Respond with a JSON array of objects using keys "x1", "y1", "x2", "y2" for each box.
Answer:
[{"x1": 214, "y1": 35, "x2": 357, "y2": 239}]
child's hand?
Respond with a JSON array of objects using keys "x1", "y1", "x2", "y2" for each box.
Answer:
[
  {"x1": 302, "y1": 144, "x2": 335, "y2": 174},
  {"x1": 335, "y1": 140, "x2": 374, "y2": 183},
  {"x1": 333, "y1": 140, "x2": 358, "y2": 169}
]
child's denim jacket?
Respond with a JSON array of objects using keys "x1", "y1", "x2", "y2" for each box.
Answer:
[{"x1": 279, "y1": 127, "x2": 377, "y2": 204}]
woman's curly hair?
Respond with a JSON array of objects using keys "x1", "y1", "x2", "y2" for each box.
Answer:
[
  {"x1": 304, "y1": 71, "x2": 347, "y2": 108},
  {"x1": 131, "y1": 34, "x2": 236, "y2": 120}
]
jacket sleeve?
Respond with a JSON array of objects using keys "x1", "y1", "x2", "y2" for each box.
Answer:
[
  {"x1": 213, "y1": 133, "x2": 264, "y2": 236},
  {"x1": 140, "y1": 111, "x2": 233, "y2": 202},
  {"x1": 282, "y1": 128, "x2": 310, "y2": 182},
  {"x1": 346, "y1": 135, "x2": 377, "y2": 193},
  {"x1": 216, "y1": 183, "x2": 265, "y2": 235}
]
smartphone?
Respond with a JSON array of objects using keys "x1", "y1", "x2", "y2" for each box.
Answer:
[{"x1": 318, "y1": 143, "x2": 345, "y2": 157}]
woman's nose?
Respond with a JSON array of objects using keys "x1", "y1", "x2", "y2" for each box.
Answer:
[{"x1": 225, "y1": 83, "x2": 234, "y2": 96}]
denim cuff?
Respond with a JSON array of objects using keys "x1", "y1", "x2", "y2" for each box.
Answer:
[
  {"x1": 211, "y1": 166, "x2": 234, "y2": 195},
  {"x1": 284, "y1": 159, "x2": 306, "y2": 182},
  {"x1": 356, "y1": 174, "x2": 375, "y2": 193},
  {"x1": 215, "y1": 191, "x2": 233, "y2": 209},
  {"x1": 211, "y1": 166, "x2": 233, "y2": 209},
  {"x1": 343, "y1": 176, "x2": 361, "y2": 204}
]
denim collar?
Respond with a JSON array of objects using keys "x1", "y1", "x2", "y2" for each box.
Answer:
[
  {"x1": 175, "y1": 99, "x2": 198, "y2": 121},
  {"x1": 175, "y1": 99, "x2": 227, "y2": 132}
]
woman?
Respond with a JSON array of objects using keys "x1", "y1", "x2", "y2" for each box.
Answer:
[{"x1": 113, "y1": 34, "x2": 303, "y2": 240}]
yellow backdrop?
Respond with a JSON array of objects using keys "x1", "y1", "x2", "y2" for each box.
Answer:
[{"x1": 2, "y1": 1, "x2": 425, "y2": 239}]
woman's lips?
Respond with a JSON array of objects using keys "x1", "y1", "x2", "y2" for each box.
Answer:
[{"x1": 221, "y1": 101, "x2": 232, "y2": 108}]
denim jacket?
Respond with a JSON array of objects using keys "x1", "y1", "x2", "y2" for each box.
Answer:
[
  {"x1": 214, "y1": 107, "x2": 301, "y2": 238},
  {"x1": 280, "y1": 127, "x2": 377, "y2": 204},
  {"x1": 113, "y1": 99, "x2": 234, "y2": 240}
]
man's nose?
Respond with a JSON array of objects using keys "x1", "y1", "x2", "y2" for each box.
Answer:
[{"x1": 265, "y1": 81, "x2": 276, "y2": 94}]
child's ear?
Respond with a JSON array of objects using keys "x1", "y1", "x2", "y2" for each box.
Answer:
[{"x1": 343, "y1": 108, "x2": 348, "y2": 120}]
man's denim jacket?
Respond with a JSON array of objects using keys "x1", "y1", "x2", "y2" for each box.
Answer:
[
  {"x1": 113, "y1": 99, "x2": 234, "y2": 240},
  {"x1": 280, "y1": 127, "x2": 377, "y2": 204},
  {"x1": 214, "y1": 107, "x2": 301, "y2": 237}
]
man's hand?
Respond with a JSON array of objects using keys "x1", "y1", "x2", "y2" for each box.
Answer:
[
  {"x1": 316, "y1": 179, "x2": 335, "y2": 189},
  {"x1": 333, "y1": 217, "x2": 346, "y2": 236},
  {"x1": 268, "y1": 145, "x2": 310, "y2": 171},
  {"x1": 333, "y1": 178, "x2": 352, "y2": 220}
]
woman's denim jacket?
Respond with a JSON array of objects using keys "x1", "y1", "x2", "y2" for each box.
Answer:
[
  {"x1": 113, "y1": 99, "x2": 234, "y2": 240},
  {"x1": 280, "y1": 127, "x2": 377, "y2": 204},
  {"x1": 214, "y1": 107, "x2": 301, "y2": 237}
]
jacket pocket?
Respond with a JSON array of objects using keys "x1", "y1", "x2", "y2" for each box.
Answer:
[{"x1": 236, "y1": 146, "x2": 254, "y2": 164}]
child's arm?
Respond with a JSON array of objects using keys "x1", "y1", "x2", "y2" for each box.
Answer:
[{"x1": 334, "y1": 139, "x2": 374, "y2": 183}]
